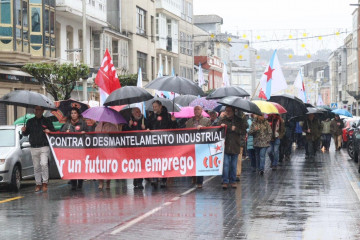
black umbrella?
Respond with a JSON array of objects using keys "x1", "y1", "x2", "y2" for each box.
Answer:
[
  {"x1": 269, "y1": 94, "x2": 307, "y2": 117},
  {"x1": 174, "y1": 95, "x2": 198, "y2": 107},
  {"x1": 103, "y1": 86, "x2": 153, "y2": 106},
  {"x1": 51, "y1": 99, "x2": 89, "y2": 123},
  {"x1": 217, "y1": 96, "x2": 262, "y2": 115},
  {"x1": 206, "y1": 86, "x2": 250, "y2": 99},
  {"x1": 305, "y1": 103, "x2": 314, "y2": 108},
  {"x1": 145, "y1": 98, "x2": 181, "y2": 112},
  {"x1": 145, "y1": 76, "x2": 204, "y2": 96},
  {"x1": 0, "y1": 90, "x2": 55, "y2": 110},
  {"x1": 290, "y1": 107, "x2": 325, "y2": 122}
]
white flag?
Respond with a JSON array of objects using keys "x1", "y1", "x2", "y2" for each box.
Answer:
[
  {"x1": 198, "y1": 63, "x2": 205, "y2": 87},
  {"x1": 222, "y1": 62, "x2": 230, "y2": 87},
  {"x1": 294, "y1": 69, "x2": 306, "y2": 103},
  {"x1": 135, "y1": 68, "x2": 146, "y2": 117},
  {"x1": 259, "y1": 50, "x2": 287, "y2": 100}
]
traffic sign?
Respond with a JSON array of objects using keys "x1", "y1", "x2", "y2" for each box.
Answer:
[{"x1": 330, "y1": 103, "x2": 338, "y2": 109}]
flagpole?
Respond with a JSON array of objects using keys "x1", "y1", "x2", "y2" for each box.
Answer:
[{"x1": 251, "y1": 82, "x2": 261, "y2": 100}]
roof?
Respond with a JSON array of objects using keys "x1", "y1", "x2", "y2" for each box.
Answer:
[{"x1": 194, "y1": 15, "x2": 223, "y2": 24}]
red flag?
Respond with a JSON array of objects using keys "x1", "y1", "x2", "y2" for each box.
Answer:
[
  {"x1": 258, "y1": 89, "x2": 267, "y2": 100},
  {"x1": 95, "y1": 49, "x2": 121, "y2": 95}
]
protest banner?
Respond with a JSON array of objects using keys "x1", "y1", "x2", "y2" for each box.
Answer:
[{"x1": 47, "y1": 127, "x2": 225, "y2": 179}]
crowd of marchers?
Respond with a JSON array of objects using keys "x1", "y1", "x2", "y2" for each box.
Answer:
[{"x1": 21, "y1": 101, "x2": 345, "y2": 193}]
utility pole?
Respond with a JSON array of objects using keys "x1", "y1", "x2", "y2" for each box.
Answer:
[{"x1": 82, "y1": 0, "x2": 88, "y2": 101}]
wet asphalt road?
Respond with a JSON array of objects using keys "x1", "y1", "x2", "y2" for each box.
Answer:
[{"x1": 2, "y1": 145, "x2": 360, "y2": 240}]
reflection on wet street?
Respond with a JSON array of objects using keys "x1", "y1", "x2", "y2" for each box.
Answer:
[{"x1": 2, "y1": 147, "x2": 360, "y2": 239}]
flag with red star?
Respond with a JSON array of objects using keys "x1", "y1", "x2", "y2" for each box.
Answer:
[
  {"x1": 209, "y1": 143, "x2": 223, "y2": 155},
  {"x1": 259, "y1": 50, "x2": 287, "y2": 100}
]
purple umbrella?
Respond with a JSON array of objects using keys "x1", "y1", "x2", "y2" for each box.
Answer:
[
  {"x1": 82, "y1": 107, "x2": 127, "y2": 125},
  {"x1": 189, "y1": 97, "x2": 219, "y2": 110}
]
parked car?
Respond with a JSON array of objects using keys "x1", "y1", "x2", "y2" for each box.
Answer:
[
  {"x1": 346, "y1": 120, "x2": 360, "y2": 160},
  {"x1": 0, "y1": 125, "x2": 59, "y2": 191},
  {"x1": 343, "y1": 118, "x2": 360, "y2": 148}
]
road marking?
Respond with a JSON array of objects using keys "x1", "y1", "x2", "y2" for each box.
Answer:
[
  {"x1": 350, "y1": 182, "x2": 360, "y2": 201},
  {"x1": 0, "y1": 196, "x2": 24, "y2": 204},
  {"x1": 110, "y1": 176, "x2": 217, "y2": 235}
]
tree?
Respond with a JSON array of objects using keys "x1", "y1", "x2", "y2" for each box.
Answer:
[
  {"x1": 119, "y1": 74, "x2": 138, "y2": 86},
  {"x1": 22, "y1": 63, "x2": 90, "y2": 101}
]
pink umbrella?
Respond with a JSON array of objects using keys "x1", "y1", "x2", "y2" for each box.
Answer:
[{"x1": 172, "y1": 107, "x2": 210, "y2": 118}]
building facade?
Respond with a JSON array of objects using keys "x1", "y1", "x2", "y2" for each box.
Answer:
[{"x1": 0, "y1": 0, "x2": 58, "y2": 125}]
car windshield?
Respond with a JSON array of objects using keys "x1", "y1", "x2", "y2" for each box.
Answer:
[{"x1": 0, "y1": 129, "x2": 15, "y2": 147}]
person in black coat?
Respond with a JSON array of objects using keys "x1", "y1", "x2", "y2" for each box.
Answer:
[
  {"x1": 124, "y1": 107, "x2": 150, "y2": 131},
  {"x1": 60, "y1": 107, "x2": 87, "y2": 190},
  {"x1": 22, "y1": 106, "x2": 55, "y2": 192},
  {"x1": 124, "y1": 107, "x2": 150, "y2": 189},
  {"x1": 148, "y1": 100, "x2": 178, "y2": 130},
  {"x1": 148, "y1": 100, "x2": 178, "y2": 188}
]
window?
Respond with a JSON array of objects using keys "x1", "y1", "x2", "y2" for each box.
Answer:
[
  {"x1": 93, "y1": 32, "x2": 100, "y2": 67},
  {"x1": 120, "y1": 40, "x2": 128, "y2": 70},
  {"x1": 151, "y1": 16, "x2": 154, "y2": 42},
  {"x1": 50, "y1": 11, "x2": 54, "y2": 34},
  {"x1": 136, "y1": 7, "x2": 146, "y2": 35},
  {"x1": 181, "y1": 0, "x2": 186, "y2": 20},
  {"x1": 167, "y1": 19, "x2": 171, "y2": 37},
  {"x1": 137, "y1": 51, "x2": 147, "y2": 80},
  {"x1": 44, "y1": 9, "x2": 49, "y2": 34},
  {"x1": 31, "y1": 7, "x2": 41, "y2": 32},
  {"x1": 0, "y1": 0, "x2": 11, "y2": 24},
  {"x1": 187, "y1": 2, "x2": 192, "y2": 23},
  {"x1": 112, "y1": 40, "x2": 118, "y2": 67}
]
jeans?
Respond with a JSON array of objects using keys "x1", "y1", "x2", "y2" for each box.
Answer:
[
  {"x1": 321, "y1": 134, "x2": 332, "y2": 150},
  {"x1": 267, "y1": 138, "x2": 280, "y2": 167},
  {"x1": 222, "y1": 154, "x2": 238, "y2": 184},
  {"x1": 247, "y1": 149, "x2": 256, "y2": 170},
  {"x1": 307, "y1": 140, "x2": 315, "y2": 157},
  {"x1": 255, "y1": 147, "x2": 268, "y2": 171},
  {"x1": 30, "y1": 146, "x2": 50, "y2": 185}
]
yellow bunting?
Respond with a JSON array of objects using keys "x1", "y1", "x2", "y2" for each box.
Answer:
[
  {"x1": 256, "y1": 35, "x2": 261, "y2": 40},
  {"x1": 303, "y1": 33, "x2": 307, "y2": 37},
  {"x1": 227, "y1": 37, "x2": 232, "y2": 42},
  {"x1": 301, "y1": 43, "x2": 306, "y2": 48},
  {"x1": 242, "y1": 34, "x2": 247, "y2": 38},
  {"x1": 318, "y1": 36, "x2": 322, "y2": 40},
  {"x1": 239, "y1": 55, "x2": 243, "y2": 60},
  {"x1": 336, "y1": 32, "x2": 340, "y2": 36},
  {"x1": 307, "y1": 54, "x2": 311, "y2": 58},
  {"x1": 210, "y1": 33, "x2": 215, "y2": 39},
  {"x1": 256, "y1": 55, "x2": 261, "y2": 60},
  {"x1": 244, "y1": 44, "x2": 249, "y2": 49},
  {"x1": 288, "y1": 54, "x2": 293, "y2": 59},
  {"x1": 289, "y1": 35, "x2": 293, "y2": 39}
]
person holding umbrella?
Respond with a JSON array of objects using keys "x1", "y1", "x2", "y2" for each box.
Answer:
[
  {"x1": 219, "y1": 106, "x2": 247, "y2": 189},
  {"x1": 60, "y1": 107, "x2": 87, "y2": 190},
  {"x1": 124, "y1": 107, "x2": 150, "y2": 189},
  {"x1": 266, "y1": 114, "x2": 285, "y2": 170},
  {"x1": 185, "y1": 105, "x2": 211, "y2": 188},
  {"x1": 303, "y1": 114, "x2": 322, "y2": 159},
  {"x1": 21, "y1": 106, "x2": 55, "y2": 192},
  {"x1": 248, "y1": 114, "x2": 272, "y2": 176},
  {"x1": 330, "y1": 114, "x2": 344, "y2": 151},
  {"x1": 96, "y1": 121, "x2": 124, "y2": 190},
  {"x1": 148, "y1": 100, "x2": 178, "y2": 188}
]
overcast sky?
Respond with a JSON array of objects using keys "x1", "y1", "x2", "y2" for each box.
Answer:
[{"x1": 193, "y1": 0, "x2": 355, "y2": 53}]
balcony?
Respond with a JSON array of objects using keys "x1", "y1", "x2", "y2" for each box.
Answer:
[{"x1": 56, "y1": 0, "x2": 107, "y2": 27}]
